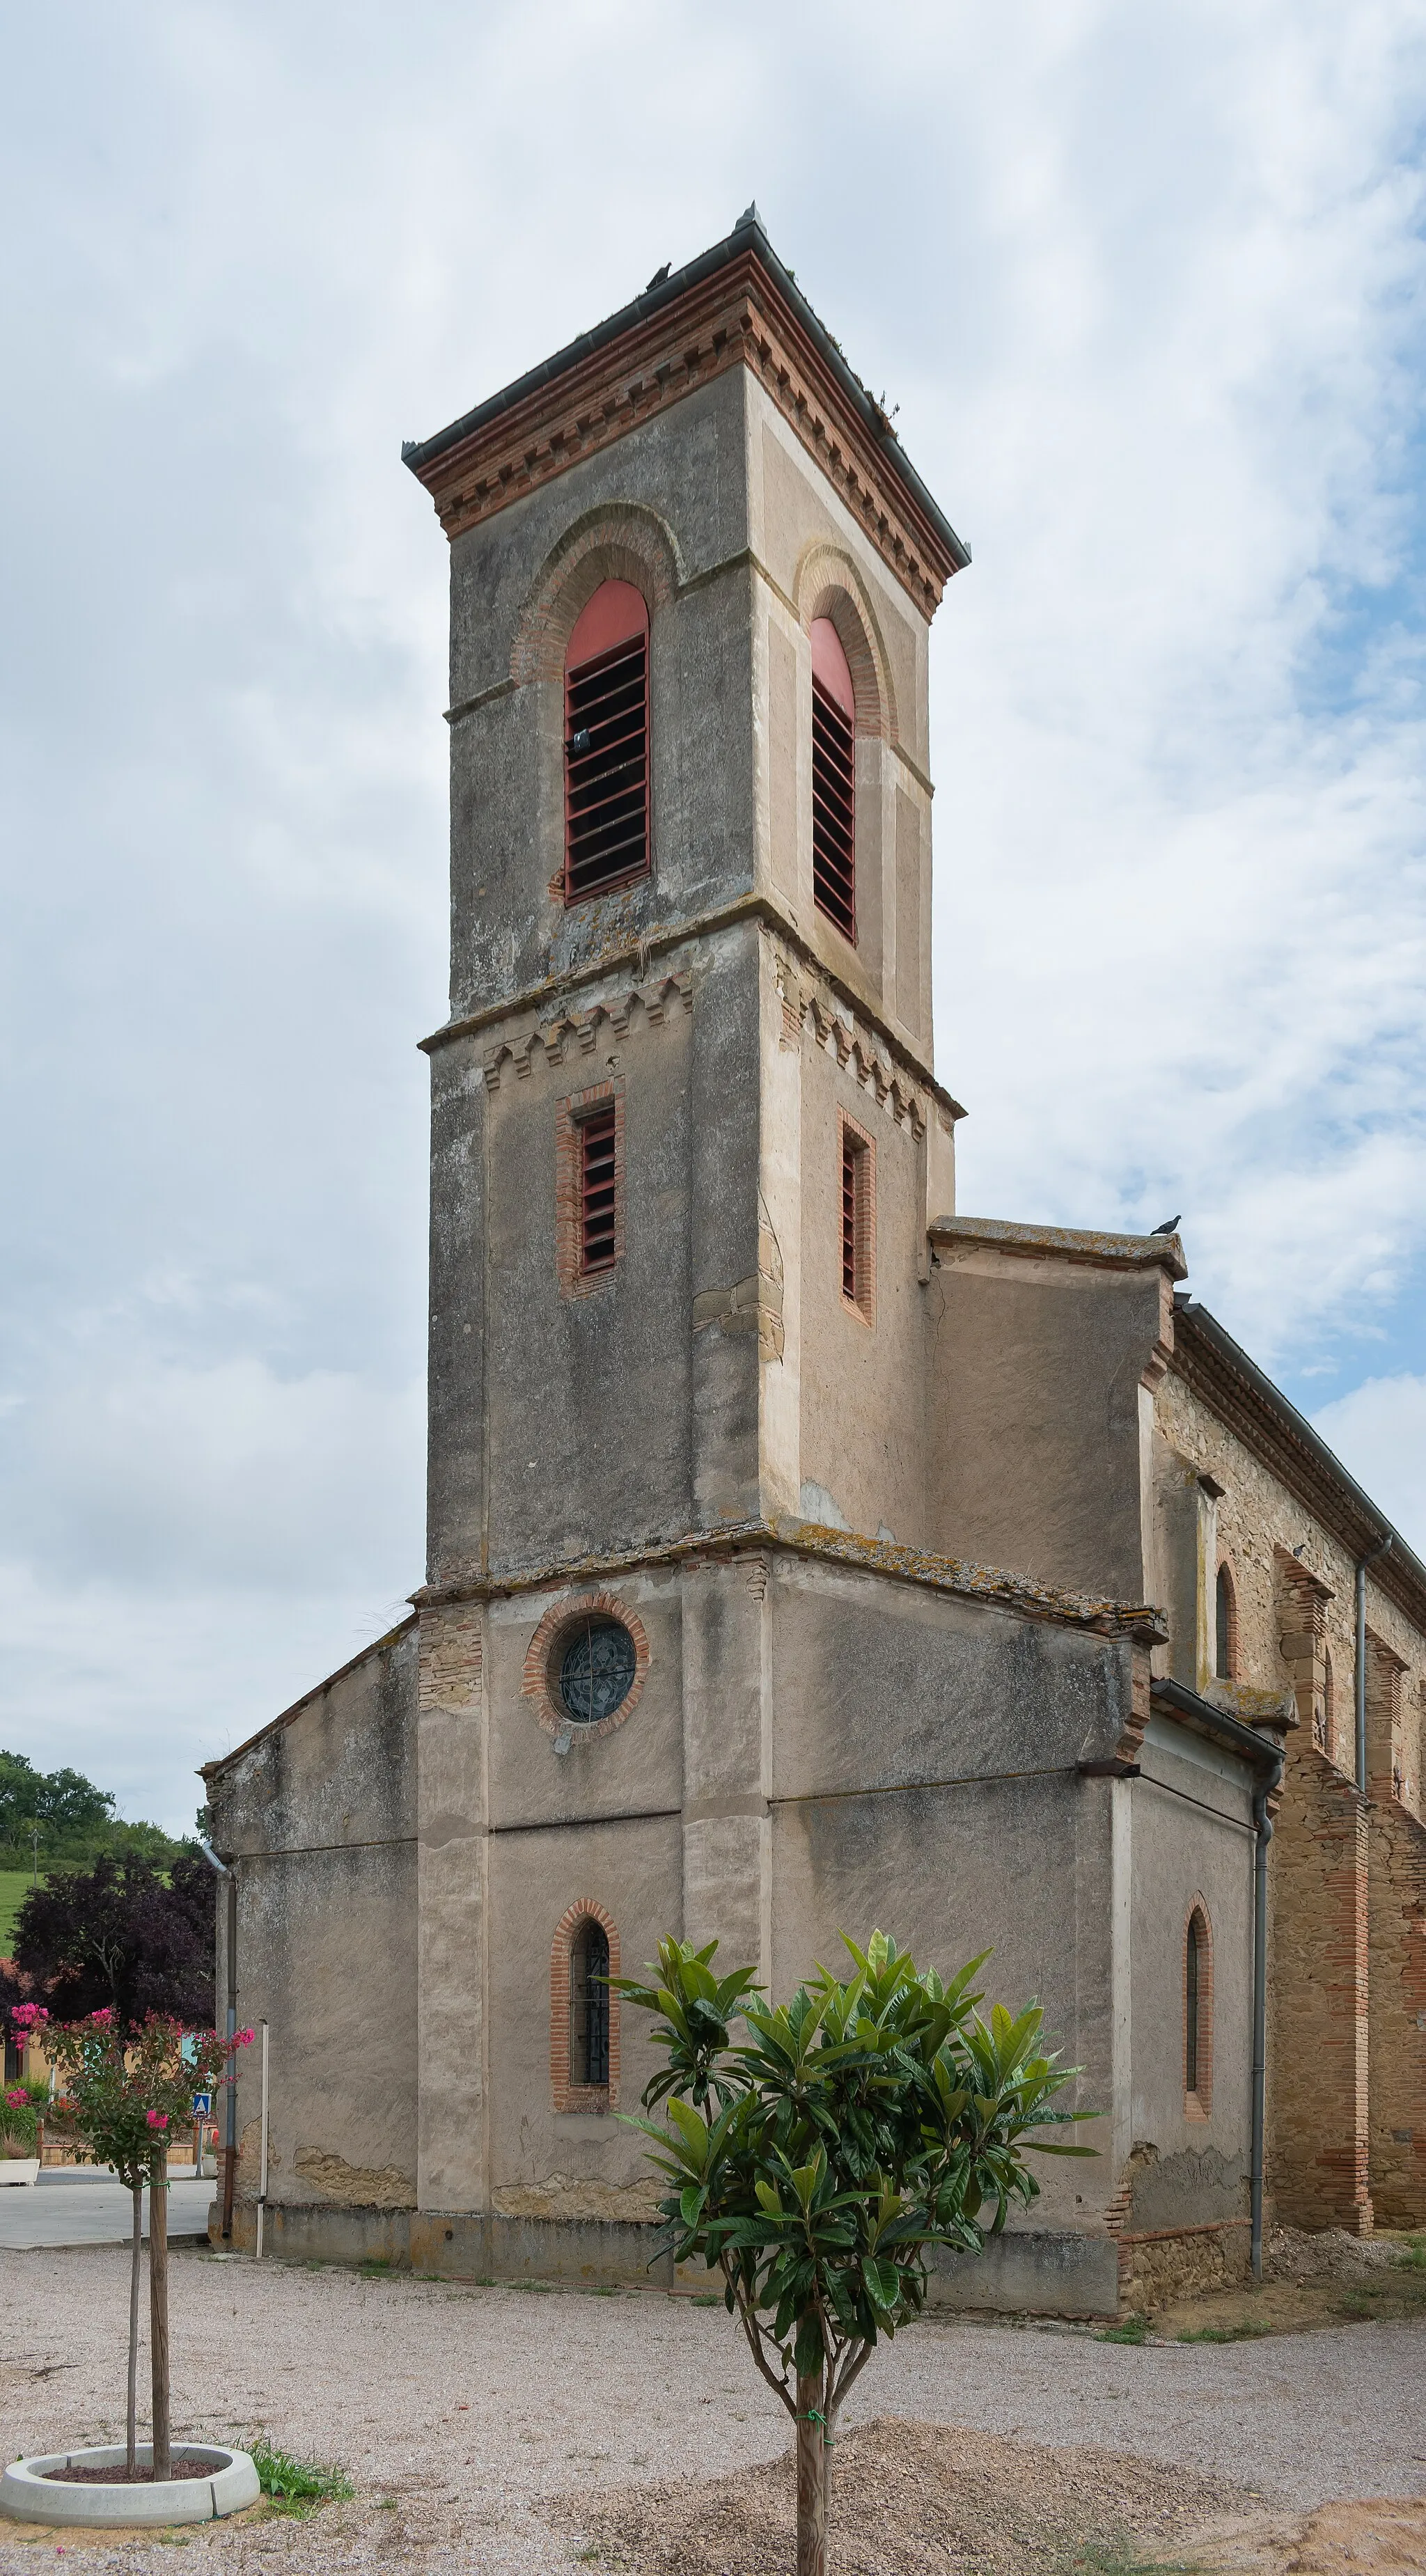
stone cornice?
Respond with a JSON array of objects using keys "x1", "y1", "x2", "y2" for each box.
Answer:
[
  {"x1": 930, "y1": 1214, "x2": 1188, "y2": 1280},
  {"x1": 403, "y1": 248, "x2": 962, "y2": 619},
  {"x1": 415, "y1": 1516, "x2": 1166, "y2": 1647},
  {"x1": 1170, "y1": 1300, "x2": 1426, "y2": 1639},
  {"x1": 418, "y1": 890, "x2": 966, "y2": 1127}
]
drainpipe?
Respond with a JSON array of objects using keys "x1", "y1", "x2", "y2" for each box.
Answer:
[
  {"x1": 197, "y1": 1841, "x2": 238, "y2": 2243},
  {"x1": 1354, "y1": 1537, "x2": 1393, "y2": 1795},
  {"x1": 1249, "y1": 1745, "x2": 1283, "y2": 2282}
]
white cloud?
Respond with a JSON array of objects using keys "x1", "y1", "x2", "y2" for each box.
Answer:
[
  {"x1": 3, "y1": 0, "x2": 1426, "y2": 1816},
  {"x1": 1310, "y1": 1376, "x2": 1426, "y2": 1556}
]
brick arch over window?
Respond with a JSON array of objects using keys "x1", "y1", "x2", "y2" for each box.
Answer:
[
  {"x1": 1214, "y1": 1561, "x2": 1238, "y2": 1683},
  {"x1": 510, "y1": 505, "x2": 683, "y2": 687},
  {"x1": 1183, "y1": 1897, "x2": 1214, "y2": 2118},
  {"x1": 521, "y1": 1590, "x2": 651, "y2": 1741},
  {"x1": 792, "y1": 543, "x2": 898, "y2": 745},
  {"x1": 551, "y1": 1898, "x2": 621, "y2": 2110}
]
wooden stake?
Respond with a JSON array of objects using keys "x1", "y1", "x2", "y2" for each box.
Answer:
[
  {"x1": 127, "y1": 2182, "x2": 142, "y2": 2474},
  {"x1": 148, "y1": 2153, "x2": 170, "y2": 2481}
]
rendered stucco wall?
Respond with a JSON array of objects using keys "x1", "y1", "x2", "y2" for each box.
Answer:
[
  {"x1": 1127, "y1": 1718, "x2": 1255, "y2": 2231},
  {"x1": 929, "y1": 1251, "x2": 1168, "y2": 1601},
  {"x1": 210, "y1": 1622, "x2": 420, "y2": 2215}
]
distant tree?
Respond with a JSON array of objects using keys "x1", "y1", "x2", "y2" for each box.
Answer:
[
  {"x1": 0, "y1": 1748, "x2": 187, "y2": 1871},
  {"x1": 12, "y1": 1853, "x2": 214, "y2": 2027},
  {"x1": 0, "y1": 1752, "x2": 45, "y2": 1840}
]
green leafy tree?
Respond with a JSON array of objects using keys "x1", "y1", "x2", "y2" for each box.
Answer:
[
  {"x1": 47, "y1": 2009, "x2": 251, "y2": 2478},
  {"x1": 616, "y1": 1930, "x2": 1092, "y2": 2576}
]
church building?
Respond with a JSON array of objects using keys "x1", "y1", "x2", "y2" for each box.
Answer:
[{"x1": 203, "y1": 209, "x2": 1426, "y2": 2316}]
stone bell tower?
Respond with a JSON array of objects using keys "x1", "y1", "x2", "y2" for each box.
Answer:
[{"x1": 400, "y1": 209, "x2": 975, "y2": 2225}]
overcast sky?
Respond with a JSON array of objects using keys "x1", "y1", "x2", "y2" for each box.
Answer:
[{"x1": 3, "y1": 2, "x2": 1425, "y2": 1833}]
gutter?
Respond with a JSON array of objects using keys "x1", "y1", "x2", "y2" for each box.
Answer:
[
  {"x1": 1150, "y1": 1679, "x2": 1284, "y2": 2282},
  {"x1": 400, "y1": 205, "x2": 971, "y2": 576}
]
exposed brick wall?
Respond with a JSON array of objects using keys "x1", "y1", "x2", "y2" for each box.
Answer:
[
  {"x1": 1276, "y1": 1549, "x2": 1332, "y2": 1749},
  {"x1": 1267, "y1": 1736, "x2": 1373, "y2": 2232},
  {"x1": 418, "y1": 1603, "x2": 483, "y2": 1714}
]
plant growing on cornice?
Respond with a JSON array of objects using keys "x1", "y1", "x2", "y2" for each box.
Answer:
[
  {"x1": 49, "y1": 2011, "x2": 251, "y2": 2478},
  {"x1": 615, "y1": 1931, "x2": 1091, "y2": 2576}
]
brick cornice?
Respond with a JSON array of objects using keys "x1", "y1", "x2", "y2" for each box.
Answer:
[
  {"x1": 418, "y1": 893, "x2": 966, "y2": 1131},
  {"x1": 404, "y1": 251, "x2": 959, "y2": 619}
]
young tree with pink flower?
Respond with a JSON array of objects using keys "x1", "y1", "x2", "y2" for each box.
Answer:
[{"x1": 45, "y1": 2009, "x2": 253, "y2": 2478}]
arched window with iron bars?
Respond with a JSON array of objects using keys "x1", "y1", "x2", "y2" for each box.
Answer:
[
  {"x1": 563, "y1": 581, "x2": 650, "y2": 902},
  {"x1": 810, "y1": 616, "x2": 856, "y2": 942}
]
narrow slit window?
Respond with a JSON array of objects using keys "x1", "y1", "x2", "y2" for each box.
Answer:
[
  {"x1": 1184, "y1": 1905, "x2": 1212, "y2": 2110},
  {"x1": 840, "y1": 1117, "x2": 874, "y2": 1324},
  {"x1": 811, "y1": 617, "x2": 856, "y2": 942},
  {"x1": 579, "y1": 1106, "x2": 618, "y2": 1274},
  {"x1": 570, "y1": 1917, "x2": 611, "y2": 2089},
  {"x1": 1215, "y1": 1564, "x2": 1236, "y2": 1681},
  {"x1": 564, "y1": 581, "x2": 650, "y2": 903}
]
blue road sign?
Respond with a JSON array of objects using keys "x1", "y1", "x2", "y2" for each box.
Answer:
[{"x1": 191, "y1": 2092, "x2": 212, "y2": 2117}]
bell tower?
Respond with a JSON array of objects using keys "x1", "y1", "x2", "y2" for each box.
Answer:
[
  {"x1": 402, "y1": 211, "x2": 970, "y2": 2217},
  {"x1": 405, "y1": 206, "x2": 968, "y2": 1597}
]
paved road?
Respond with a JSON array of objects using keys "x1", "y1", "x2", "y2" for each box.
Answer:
[{"x1": 0, "y1": 2167, "x2": 215, "y2": 2250}]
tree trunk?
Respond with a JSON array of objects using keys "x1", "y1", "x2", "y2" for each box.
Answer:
[
  {"x1": 126, "y1": 2183, "x2": 143, "y2": 2474},
  {"x1": 148, "y1": 2153, "x2": 170, "y2": 2481},
  {"x1": 796, "y1": 2371, "x2": 829, "y2": 2576}
]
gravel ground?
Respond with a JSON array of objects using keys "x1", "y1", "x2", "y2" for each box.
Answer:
[{"x1": 1, "y1": 2246, "x2": 1423, "y2": 2573}]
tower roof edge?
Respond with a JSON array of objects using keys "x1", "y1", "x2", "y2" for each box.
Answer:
[{"x1": 400, "y1": 207, "x2": 970, "y2": 605}]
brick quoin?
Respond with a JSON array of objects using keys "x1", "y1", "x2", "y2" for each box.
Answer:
[{"x1": 1268, "y1": 1736, "x2": 1374, "y2": 2233}]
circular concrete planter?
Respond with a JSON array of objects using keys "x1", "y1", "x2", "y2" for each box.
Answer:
[{"x1": 0, "y1": 2444, "x2": 260, "y2": 2527}]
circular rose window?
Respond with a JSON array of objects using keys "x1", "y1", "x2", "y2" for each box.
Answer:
[{"x1": 558, "y1": 1619, "x2": 637, "y2": 1727}]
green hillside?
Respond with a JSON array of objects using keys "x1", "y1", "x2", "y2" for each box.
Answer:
[{"x1": 0, "y1": 1869, "x2": 39, "y2": 1958}]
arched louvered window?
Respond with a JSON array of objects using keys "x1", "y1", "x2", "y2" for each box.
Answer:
[
  {"x1": 1214, "y1": 1564, "x2": 1237, "y2": 1681},
  {"x1": 811, "y1": 617, "x2": 856, "y2": 942},
  {"x1": 564, "y1": 581, "x2": 650, "y2": 902}
]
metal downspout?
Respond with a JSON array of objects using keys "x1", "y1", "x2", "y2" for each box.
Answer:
[
  {"x1": 1354, "y1": 1537, "x2": 1393, "y2": 1793},
  {"x1": 1249, "y1": 1755, "x2": 1280, "y2": 2282},
  {"x1": 197, "y1": 1841, "x2": 238, "y2": 2241}
]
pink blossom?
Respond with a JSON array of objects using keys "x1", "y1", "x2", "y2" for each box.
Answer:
[
  {"x1": 146, "y1": 2110, "x2": 169, "y2": 2130},
  {"x1": 90, "y1": 2008, "x2": 114, "y2": 2028},
  {"x1": 4, "y1": 2088, "x2": 27, "y2": 2108},
  {"x1": 236, "y1": 2028, "x2": 256, "y2": 2047},
  {"x1": 10, "y1": 2003, "x2": 48, "y2": 2030}
]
